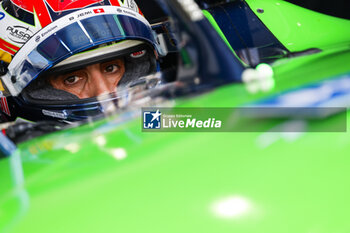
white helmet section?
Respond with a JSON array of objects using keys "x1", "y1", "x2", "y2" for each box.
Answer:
[
  {"x1": 1, "y1": 5, "x2": 159, "y2": 96},
  {"x1": 117, "y1": 0, "x2": 139, "y2": 13},
  {"x1": 0, "y1": 5, "x2": 40, "y2": 51}
]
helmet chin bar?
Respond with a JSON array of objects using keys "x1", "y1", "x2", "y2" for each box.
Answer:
[{"x1": 10, "y1": 72, "x2": 162, "y2": 122}]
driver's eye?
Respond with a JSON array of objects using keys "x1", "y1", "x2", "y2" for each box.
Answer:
[
  {"x1": 104, "y1": 64, "x2": 119, "y2": 73},
  {"x1": 64, "y1": 75, "x2": 80, "y2": 85}
]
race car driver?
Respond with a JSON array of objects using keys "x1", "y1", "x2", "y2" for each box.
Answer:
[{"x1": 0, "y1": 0, "x2": 163, "y2": 122}]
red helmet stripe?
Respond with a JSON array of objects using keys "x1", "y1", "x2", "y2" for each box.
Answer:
[
  {"x1": 0, "y1": 38, "x2": 20, "y2": 55},
  {"x1": 0, "y1": 38, "x2": 20, "y2": 51},
  {"x1": 33, "y1": 1, "x2": 53, "y2": 27},
  {"x1": 108, "y1": 0, "x2": 120, "y2": 6},
  {"x1": 46, "y1": 0, "x2": 106, "y2": 12},
  {"x1": 0, "y1": 45, "x2": 16, "y2": 55},
  {"x1": 0, "y1": 97, "x2": 11, "y2": 116}
]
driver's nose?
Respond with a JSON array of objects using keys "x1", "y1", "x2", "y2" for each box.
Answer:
[{"x1": 86, "y1": 64, "x2": 116, "y2": 97}]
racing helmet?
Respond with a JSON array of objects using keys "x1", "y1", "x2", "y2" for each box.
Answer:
[{"x1": 0, "y1": 0, "x2": 163, "y2": 122}]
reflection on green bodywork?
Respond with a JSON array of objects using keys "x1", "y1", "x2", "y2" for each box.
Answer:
[{"x1": 245, "y1": 0, "x2": 350, "y2": 51}]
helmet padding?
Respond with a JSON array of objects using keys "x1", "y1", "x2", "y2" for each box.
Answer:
[
  {"x1": 118, "y1": 48, "x2": 157, "y2": 87},
  {"x1": 22, "y1": 76, "x2": 80, "y2": 101}
]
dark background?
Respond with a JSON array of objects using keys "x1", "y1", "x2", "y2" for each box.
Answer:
[
  {"x1": 135, "y1": 0, "x2": 350, "y2": 21},
  {"x1": 286, "y1": 0, "x2": 349, "y2": 19},
  {"x1": 134, "y1": 0, "x2": 167, "y2": 23}
]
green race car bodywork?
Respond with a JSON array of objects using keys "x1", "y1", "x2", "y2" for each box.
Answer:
[{"x1": 1, "y1": 0, "x2": 350, "y2": 232}]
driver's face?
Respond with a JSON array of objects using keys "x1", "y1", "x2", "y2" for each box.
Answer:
[{"x1": 49, "y1": 58, "x2": 125, "y2": 99}]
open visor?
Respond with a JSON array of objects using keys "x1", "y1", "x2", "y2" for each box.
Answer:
[{"x1": 1, "y1": 6, "x2": 161, "y2": 96}]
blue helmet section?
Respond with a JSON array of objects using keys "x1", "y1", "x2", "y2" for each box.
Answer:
[
  {"x1": 4, "y1": 9, "x2": 160, "y2": 96},
  {"x1": 7, "y1": 94, "x2": 121, "y2": 122}
]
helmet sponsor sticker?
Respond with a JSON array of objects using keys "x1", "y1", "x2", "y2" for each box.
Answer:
[
  {"x1": 130, "y1": 50, "x2": 146, "y2": 58},
  {"x1": 6, "y1": 25, "x2": 34, "y2": 44},
  {"x1": 76, "y1": 10, "x2": 93, "y2": 18},
  {"x1": 35, "y1": 35, "x2": 41, "y2": 42},
  {"x1": 39, "y1": 25, "x2": 58, "y2": 38},
  {"x1": 42, "y1": 109, "x2": 67, "y2": 119},
  {"x1": 93, "y1": 8, "x2": 105, "y2": 14},
  {"x1": 0, "y1": 7, "x2": 38, "y2": 49}
]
